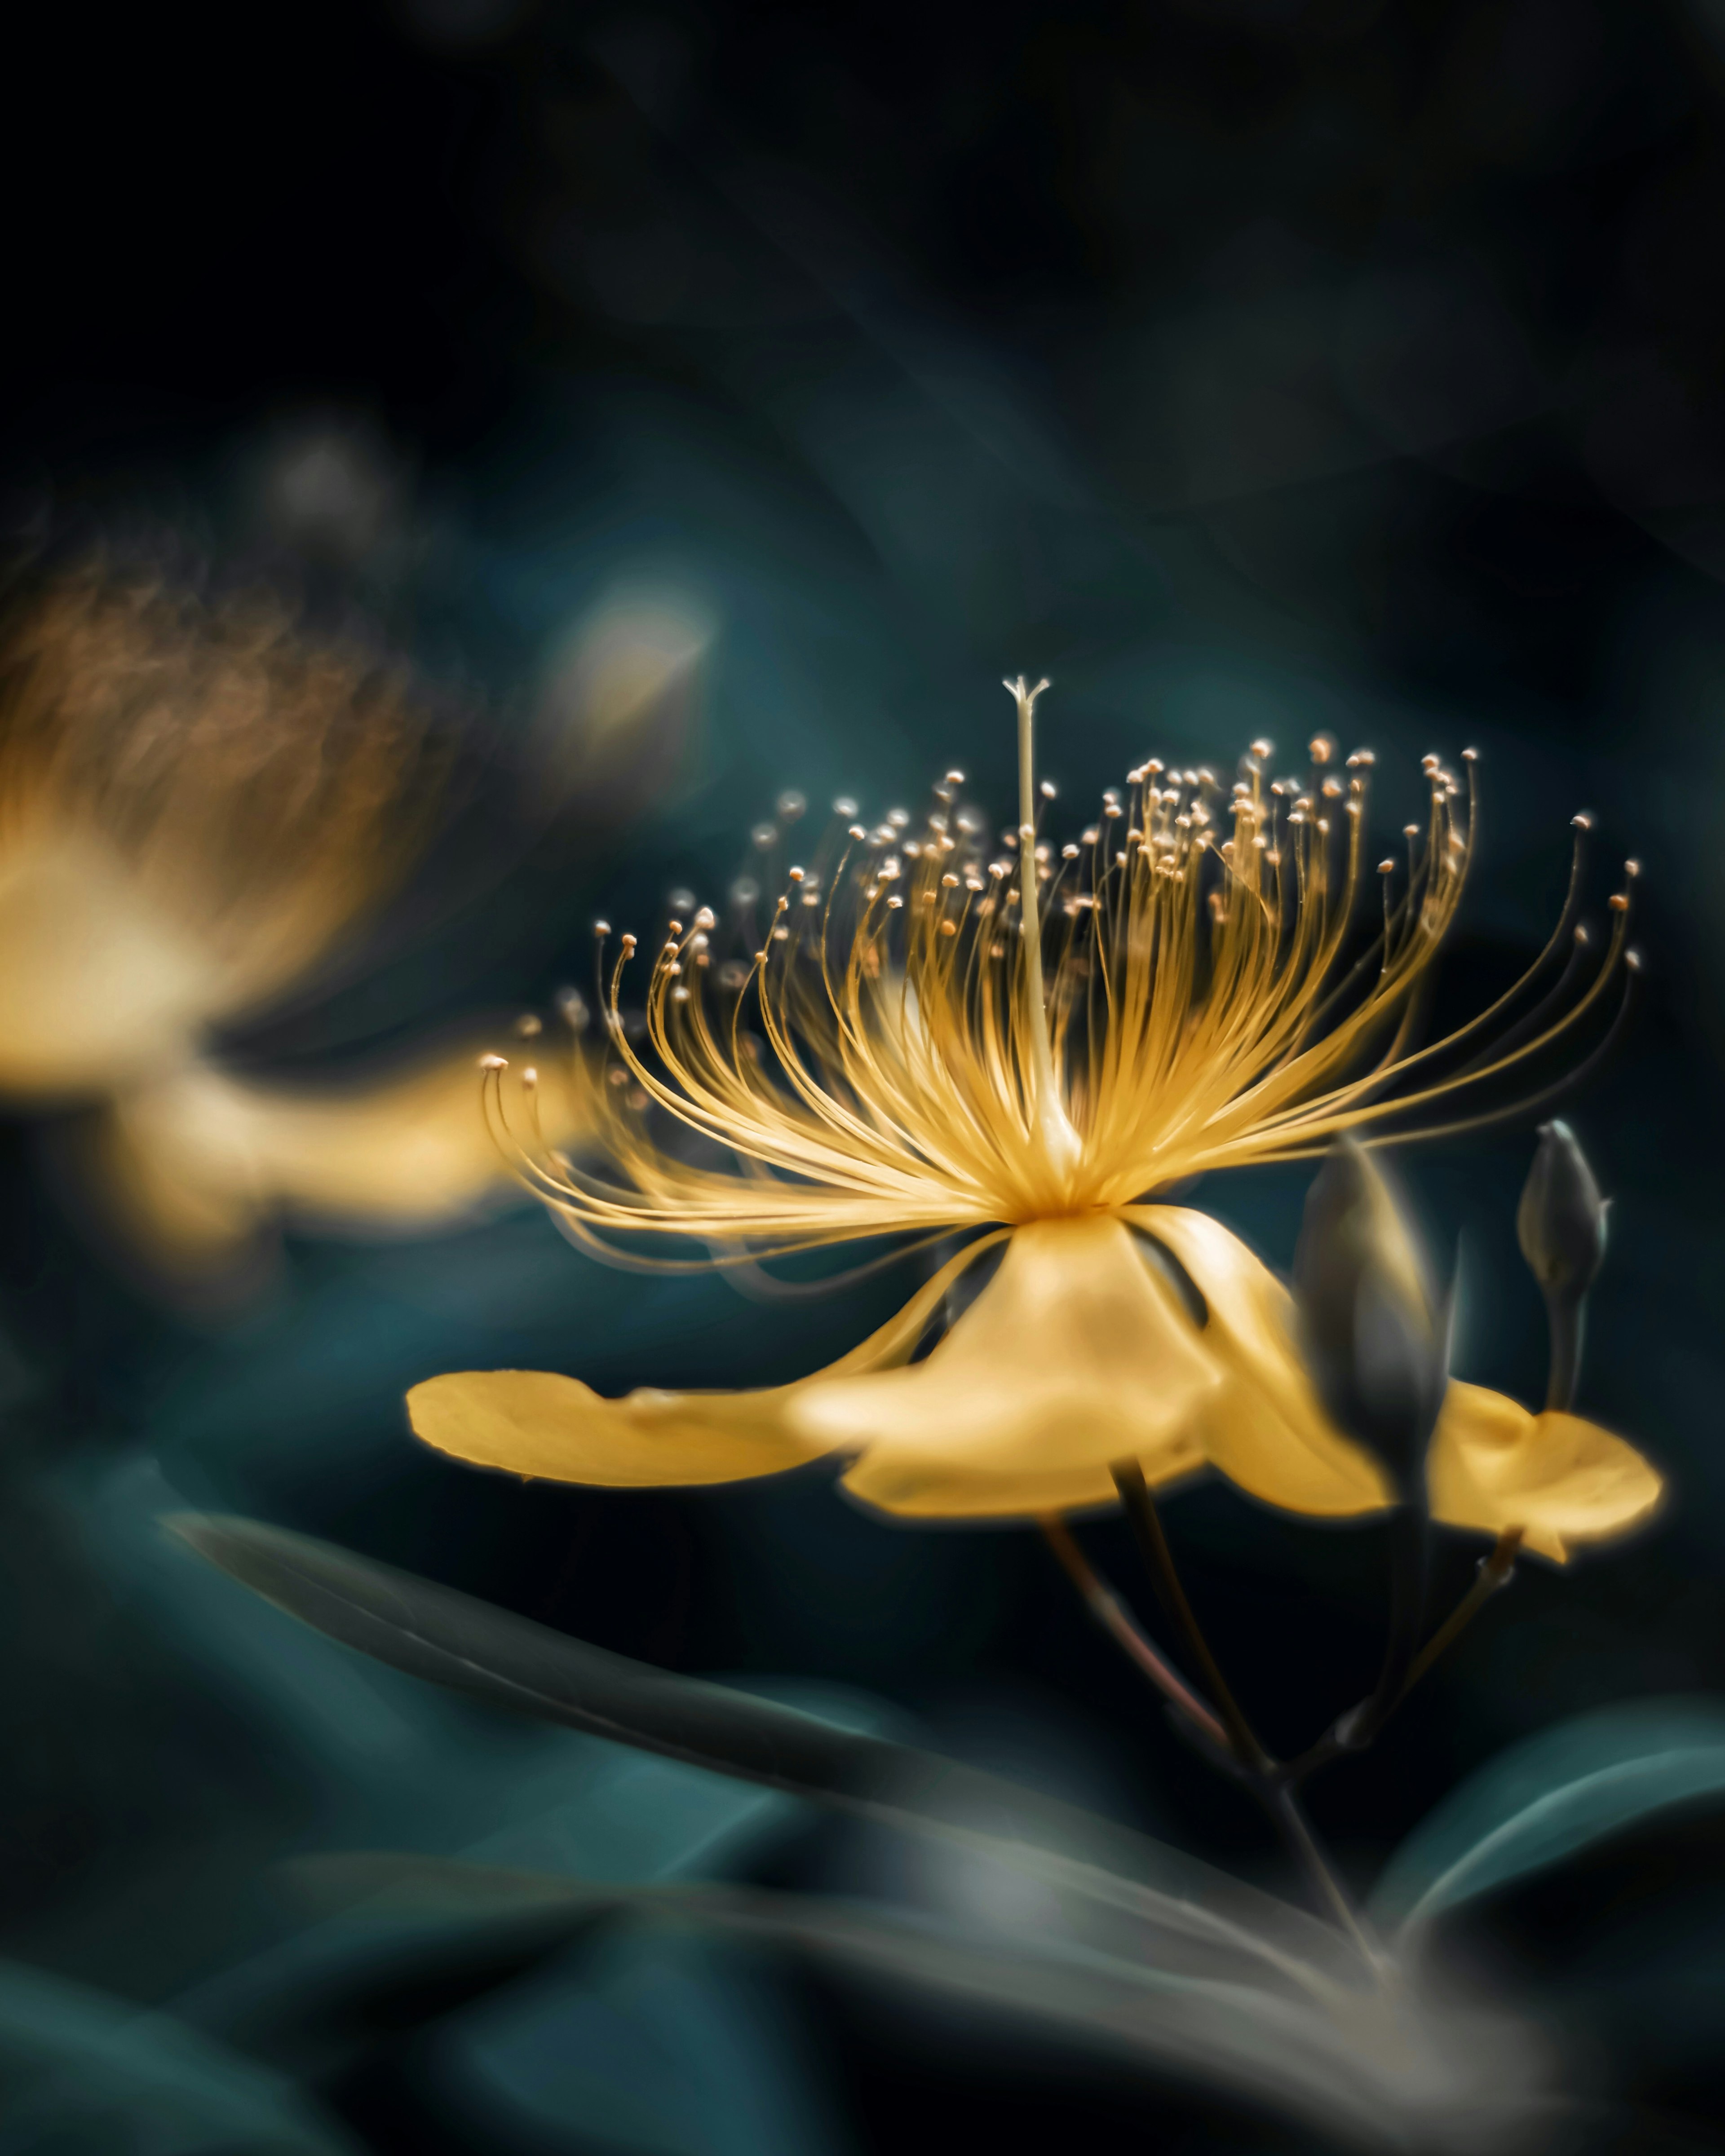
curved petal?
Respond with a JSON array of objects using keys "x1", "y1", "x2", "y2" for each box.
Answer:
[
  {"x1": 408, "y1": 1367, "x2": 824, "y2": 1486},
  {"x1": 1427, "y1": 1381, "x2": 1663, "y2": 1562},
  {"x1": 792, "y1": 1214, "x2": 1219, "y2": 1520},
  {"x1": 1125, "y1": 1206, "x2": 1394, "y2": 1517},
  {"x1": 407, "y1": 1234, "x2": 1007, "y2": 1490}
]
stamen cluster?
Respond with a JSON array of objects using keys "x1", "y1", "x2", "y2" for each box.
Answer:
[{"x1": 487, "y1": 722, "x2": 1637, "y2": 1260}]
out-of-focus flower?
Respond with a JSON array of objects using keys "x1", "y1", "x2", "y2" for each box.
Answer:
[
  {"x1": 0, "y1": 563, "x2": 573, "y2": 1287},
  {"x1": 0, "y1": 565, "x2": 436, "y2": 1094},
  {"x1": 411, "y1": 682, "x2": 1657, "y2": 1556},
  {"x1": 88, "y1": 1043, "x2": 581, "y2": 1272},
  {"x1": 533, "y1": 586, "x2": 714, "y2": 812}
]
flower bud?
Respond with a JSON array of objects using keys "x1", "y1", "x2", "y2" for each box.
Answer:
[
  {"x1": 1516, "y1": 1120, "x2": 1607, "y2": 1302},
  {"x1": 1292, "y1": 1138, "x2": 1449, "y2": 1500}
]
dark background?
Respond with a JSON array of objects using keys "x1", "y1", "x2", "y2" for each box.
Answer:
[{"x1": 4, "y1": 2, "x2": 1725, "y2": 2149}]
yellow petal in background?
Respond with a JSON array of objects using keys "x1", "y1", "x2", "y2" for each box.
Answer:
[
  {"x1": 408, "y1": 1367, "x2": 828, "y2": 1486},
  {"x1": 1427, "y1": 1380, "x2": 1663, "y2": 1562},
  {"x1": 1125, "y1": 1206, "x2": 1394, "y2": 1518},
  {"x1": 86, "y1": 1044, "x2": 582, "y2": 1283},
  {"x1": 794, "y1": 1214, "x2": 1220, "y2": 1520}
]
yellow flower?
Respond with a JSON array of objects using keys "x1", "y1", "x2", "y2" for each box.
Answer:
[
  {"x1": 0, "y1": 565, "x2": 581, "y2": 1288},
  {"x1": 410, "y1": 681, "x2": 1659, "y2": 1559}
]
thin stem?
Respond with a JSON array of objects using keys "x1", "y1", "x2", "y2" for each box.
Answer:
[
  {"x1": 1402, "y1": 1529, "x2": 1523, "y2": 1692},
  {"x1": 1269, "y1": 1785, "x2": 1380, "y2": 1961},
  {"x1": 1111, "y1": 1461, "x2": 1270, "y2": 1772},
  {"x1": 1097, "y1": 1467, "x2": 1383, "y2": 1973},
  {"x1": 1337, "y1": 1504, "x2": 1429, "y2": 1751},
  {"x1": 1039, "y1": 1517, "x2": 1228, "y2": 1747},
  {"x1": 1106, "y1": 1467, "x2": 1383, "y2": 1963},
  {"x1": 1544, "y1": 1288, "x2": 1584, "y2": 1413}
]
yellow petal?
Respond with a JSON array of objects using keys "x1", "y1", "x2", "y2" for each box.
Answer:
[
  {"x1": 791, "y1": 1214, "x2": 1219, "y2": 1520},
  {"x1": 1427, "y1": 1380, "x2": 1663, "y2": 1562},
  {"x1": 409, "y1": 1367, "x2": 825, "y2": 1486},
  {"x1": 407, "y1": 1235, "x2": 1007, "y2": 1490},
  {"x1": 1124, "y1": 1206, "x2": 1394, "y2": 1516}
]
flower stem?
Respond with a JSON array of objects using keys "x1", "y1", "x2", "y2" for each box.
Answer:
[
  {"x1": 1111, "y1": 1461, "x2": 1269, "y2": 1772},
  {"x1": 1544, "y1": 1287, "x2": 1584, "y2": 1413},
  {"x1": 1105, "y1": 1464, "x2": 1380, "y2": 1969},
  {"x1": 1039, "y1": 1516, "x2": 1228, "y2": 1747},
  {"x1": 1401, "y1": 1528, "x2": 1523, "y2": 1693}
]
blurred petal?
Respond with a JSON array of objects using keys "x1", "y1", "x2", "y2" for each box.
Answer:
[
  {"x1": 1427, "y1": 1381, "x2": 1663, "y2": 1562},
  {"x1": 796, "y1": 1215, "x2": 1217, "y2": 1520},
  {"x1": 1126, "y1": 1206, "x2": 1394, "y2": 1516},
  {"x1": 0, "y1": 843, "x2": 210, "y2": 1096},
  {"x1": 409, "y1": 1237, "x2": 1004, "y2": 1489},
  {"x1": 90, "y1": 1043, "x2": 572, "y2": 1277}
]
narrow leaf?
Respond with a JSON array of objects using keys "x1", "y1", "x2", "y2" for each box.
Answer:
[
  {"x1": 1371, "y1": 1698, "x2": 1725, "y2": 1938},
  {"x1": 166, "y1": 1511, "x2": 1354, "y2": 1997}
]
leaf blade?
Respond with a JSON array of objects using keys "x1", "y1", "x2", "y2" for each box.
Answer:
[{"x1": 166, "y1": 1511, "x2": 1354, "y2": 1997}]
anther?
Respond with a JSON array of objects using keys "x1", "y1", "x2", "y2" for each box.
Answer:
[
  {"x1": 888, "y1": 808, "x2": 910, "y2": 829},
  {"x1": 694, "y1": 906, "x2": 717, "y2": 930},
  {"x1": 1625, "y1": 858, "x2": 1641, "y2": 878},
  {"x1": 777, "y1": 790, "x2": 806, "y2": 821},
  {"x1": 522, "y1": 1067, "x2": 538, "y2": 1088},
  {"x1": 941, "y1": 872, "x2": 960, "y2": 887},
  {"x1": 1039, "y1": 779, "x2": 1057, "y2": 800},
  {"x1": 593, "y1": 919, "x2": 611, "y2": 937},
  {"x1": 516, "y1": 1014, "x2": 542, "y2": 1037},
  {"x1": 478, "y1": 1053, "x2": 508, "y2": 1071},
  {"x1": 887, "y1": 894, "x2": 904, "y2": 910},
  {"x1": 1462, "y1": 747, "x2": 1478, "y2": 762},
  {"x1": 1250, "y1": 738, "x2": 1273, "y2": 759},
  {"x1": 1378, "y1": 859, "x2": 1395, "y2": 874},
  {"x1": 1310, "y1": 737, "x2": 1334, "y2": 764},
  {"x1": 620, "y1": 934, "x2": 637, "y2": 956},
  {"x1": 788, "y1": 865, "x2": 805, "y2": 882},
  {"x1": 1571, "y1": 813, "x2": 1592, "y2": 831},
  {"x1": 1061, "y1": 843, "x2": 1079, "y2": 859},
  {"x1": 848, "y1": 823, "x2": 867, "y2": 841},
  {"x1": 1626, "y1": 949, "x2": 1644, "y2": 972},
  {"x1": 1609, "y1": 893, "x2": 1629, "y2": 912},
  {"x1": 752, "y1": 823, "x2": 777, "y2": 849},
  {"x1": 946, "y1": 768, "x2": 965, "y2": 785}
]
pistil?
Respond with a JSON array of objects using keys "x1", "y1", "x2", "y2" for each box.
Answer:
[{"x1": 1005, "y1": 674, "x2": 1082, "y2": 1184}]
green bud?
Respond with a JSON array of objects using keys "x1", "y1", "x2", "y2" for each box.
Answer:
[
  {"x1": 1516, "y1": 1120, "x2": 1607, "y2": 1302},
  {"x1": 1292, "y1": 1138, "x2": 1449, "y2": 1500}
]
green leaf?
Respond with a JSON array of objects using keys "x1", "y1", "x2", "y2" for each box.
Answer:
[
  {"x1": 166, "y1": 1512, "x2": 1358, "y2": 1998},
  {"x1": 0, "y1": 1955, "x2": 358, "y2": 2155},
  {"x1": 1371, "y1": 1698, "x2": 1725, "y2": 1938}
]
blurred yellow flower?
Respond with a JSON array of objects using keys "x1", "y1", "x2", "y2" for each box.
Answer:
[
  {"x1": 411, "y1": 681, "x2": 1658, "y2": 1556},
  {"x1": 0, "y1": 564, "x2": 577, "y2": 1287}
]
